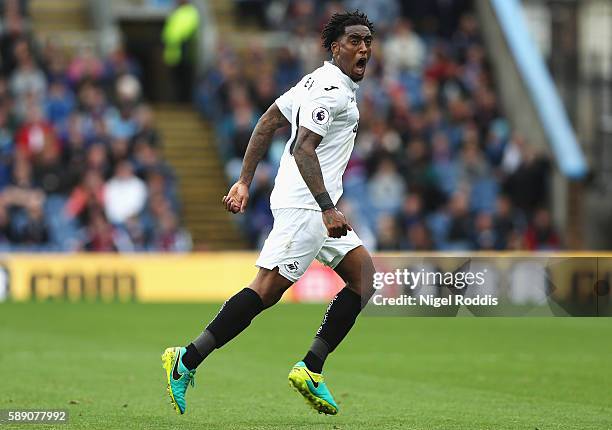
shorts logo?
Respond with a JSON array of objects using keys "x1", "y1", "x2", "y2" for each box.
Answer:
[
  {"x1": 285, "y1": 261, "x2": 300, "y2": 273},
  {"x1": 312, "y1": 107, "x2": 330, "y2": 125}
]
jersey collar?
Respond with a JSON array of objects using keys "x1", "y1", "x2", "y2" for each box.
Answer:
[{"x1": 324, "y1": 61, "x2": 359, "y2": 91}]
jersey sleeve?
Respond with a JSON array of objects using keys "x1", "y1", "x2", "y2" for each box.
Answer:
[
  {"x1": 274, "y1": 85, "x2": 296, "y2": 121},
  {"x1": 298, "y1": 85, "x2": 345, "y2": 138}
]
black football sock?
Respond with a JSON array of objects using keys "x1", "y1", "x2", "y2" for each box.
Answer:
[
  {"x1": 303, "y1": 337, "x2": 329, "y2": 374},
  {"x1": 181, "y1": 329, "x2": 216, "y2": 370},
  {"x1": 182, "y1": 288, "x2": 264, "y2": 370},
  {"x1": 304, "y1": 287, "x2": 362, "y2": 373},
  {"x1": 207, "y1": 286, "x2": 264, "y2": 343}
]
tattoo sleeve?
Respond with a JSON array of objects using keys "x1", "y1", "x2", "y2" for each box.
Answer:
[
  {"x1": 238, "y1": 103, "x2": 289, "y2": 186},
  {"x1": 292, "y1": 126, "x2": 327, "y2": 198}
]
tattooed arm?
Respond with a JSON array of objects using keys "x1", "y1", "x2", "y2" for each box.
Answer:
[
  {"x1": 223, "y1": 103, "x2": 289, "y2": 213},
  {"x1": 292, "y1": 126, "x2": 352, "y2": 238}
]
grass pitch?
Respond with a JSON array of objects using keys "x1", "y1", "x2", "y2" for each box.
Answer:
[{"x1": 1, "y1": 302, "x2": 611, "y2": 429}]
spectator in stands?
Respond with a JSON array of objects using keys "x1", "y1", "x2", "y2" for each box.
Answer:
[
  {"x1": 251, "y1": 68, "x2": 279, "y2": 115},
  {"x1": 61, "y1": 114, "x2": 87, "y2": 185},
  {"x1": 39, "y1": 38, "x2": 69, "y2": 84},
  {"x1": 525, "y1": 208, "x2": 560, "y2": 250},
  {"x1": 403, "y1": 139, "x2": 438, "y2": 197},
  {"x1": 103, "y1": 42, "x2": 141, "y2": 82},
  {"x1": 13, "y1": 197, "x2": 49, "y2": 245},
  {"x1": 503, "y1": 143, "x2": 551, "y2": 216},
  {"x1": 367, "y1": 157, "x2": 405, "y2": 215},
  {"x1": 131, "y1": 104, "x2": 161, "y2": 149},
  {"x1": 405, "y1": 221, "x2": 433, "y2": 251},
  {"x1": 446, "y1": 191, "x2": 473, "y2": 249},
  {"x1": 115, "y1": 215, "x2": 149, "y2": 252},
  {"x1": 146, "y1": 169, "x2": 179, "y2": 212},
  {"x1": 152, "y1": 210, "x2": 191, "y2": 252},
  {"x1": 493, "y1": 194, "x2": 524, "y2": 250},
  {"x1": 397, "y1": 193, "x2": 424, "y2": 234},
  {"x1": 3, "y1": 154, "x2": 44, "y2": 208},
  {"x1": 109, "y1": 137, "x2": 129, "y2": 168},
  {"x1": 44, "y1": 79, "x2": 75, "y2": 127},
  {"x1": 132, "y1": 138, "x2": 174, "y2": 184},
  {"x1": 375, "y1": 214, "x2": 402, "y2": 251},
  {"x1": 10, "y1": 38, "x2": 46, "y2": 117},
  {"x1": 116, "y1": 73, "x2": 141, "y2": 107},
  {"x1": 104, "y1": 160, "x2": 147, "y2": 225},
  {"x1": 383, "y1": 18, "x2": 426, "y2": 76},
  {"x1": 453, "y1": 13, "x2": 481, "y2": 59},
  {"x1": 0, "y1": 0, "x2": 30, "y2": 77},
  {"x1": 65, "y1": 170, "x2": 105, "y2": 224},
  {"x1": 484, "y1": 118, "x2": 510, "y2": 167},
  {"x1": 431, "y1": 131, "x2": 459, "y2": 196},
  {"x1": 456, "y1": 140, "x2": 490, "y2": 188},
  {"x1": 220, "y1": 84, "x2": 259, "y2": 158},
  {"x1": 15, "y1": 103, "x2": 58, "y2": 160},
  {"x1": 472, "y1": 212, "x2": 496, "y2": 250},
  {"x1": 106, "y1": 75, "x2": 141, "y2": 140},
  {"x1": 2, "y1": 154, "x2": 48, "y2": 247},
  {"x1": 85, "y1": 142, "x2": 112, "y2": 179},
  {"x1": 83, "y1": 208, "x2": 116, "y2": 252},
  {"x1": 67, "y1": 46, "x2": 104, "y2": 87},
  {"x1": 274, "y1": 46, "x2": 302, "y2": 93},
  {"x1": 289, "y1": 22, "x2": 324, "y2": 76},
  {"x1": 32, "y1": 136, "x2": 67, "y2": 195}
]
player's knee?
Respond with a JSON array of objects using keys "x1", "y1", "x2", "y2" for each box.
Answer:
[
  {"x1": 346, "y1": 281, "x2": 374, "y2": 302},
  {"x1": 362, "y1": 256, "x2": 376, "y2": 299},
  {"x1": 258, "y1": 288, "x2": 284, "y2": 308},
  {"x1": 345, "y1": 255, "x2": 376, "y2": 300},
  {"x1": 249, "y1": 272, "x2": 291, "y2": 308}
]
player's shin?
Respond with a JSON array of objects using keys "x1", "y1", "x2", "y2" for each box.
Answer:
[
  {"x1": 303, "y1": 286, "x2": 363, "y2": 373},
  {"x1": 181, "y1": 287, "x2": 265, "y2": 370}
]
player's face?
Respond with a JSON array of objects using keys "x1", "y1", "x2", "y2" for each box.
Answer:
[{"x1": 332, "y1": 25, "x2": 372, "y2": 82}]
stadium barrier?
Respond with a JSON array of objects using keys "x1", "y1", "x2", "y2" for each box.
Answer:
[
  {"x1": 0, "y1": 253, "x2": 609, "y2": 309},
  {"x1": 0, "y1": 253, "x2": 344, "y2": 303}
]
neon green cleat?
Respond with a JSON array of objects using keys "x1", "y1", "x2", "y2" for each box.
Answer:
[
  {"x1": 161, "y1": 347, "x2": 196, "y2": 414},
  {"x1": 288, "y1": 361, "x2": 339, "y2": 415}
]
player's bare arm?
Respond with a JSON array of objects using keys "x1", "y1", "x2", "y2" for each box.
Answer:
[
  {"x1": 292, "y1": 126, "x2": 352, "y2": 239},
  {"x1": 223, "y1": 103, "x2": 289, "y2": 213}
]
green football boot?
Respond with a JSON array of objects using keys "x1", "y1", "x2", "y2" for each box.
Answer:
[
  {"x1": 288, "y1": 361, "x2": 339, "y2": 415},
  {"x1": 161, "y1": 346, "x2": 196, "y2": 414}
]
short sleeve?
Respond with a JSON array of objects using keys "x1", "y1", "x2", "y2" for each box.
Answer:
[
  {"x1": 274, "y1": 85, "x2": 296, "y2": 121},
  {"x1": 298, "y1": 87, "x2": 344, "y2": 138}
]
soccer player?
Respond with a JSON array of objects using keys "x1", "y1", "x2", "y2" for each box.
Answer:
[{"x1": 162, "y1": 11, "x2": 376, "y2": 416}]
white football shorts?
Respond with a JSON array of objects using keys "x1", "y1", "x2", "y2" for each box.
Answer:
[{"x1": 255, "y1": 208, "x2": 363, "y2": 282}]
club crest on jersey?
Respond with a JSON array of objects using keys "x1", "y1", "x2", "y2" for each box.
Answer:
[{"x1": 312, "y1": 107, "x2": 330, "y2": 125}]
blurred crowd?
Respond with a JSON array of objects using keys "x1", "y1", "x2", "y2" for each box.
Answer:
[
  {"x1": 0, "y1": 0, "x2": 190, "y2": 252},
  {"x1": 197, "y1": 0, "x2": 561, "y2": 251}
]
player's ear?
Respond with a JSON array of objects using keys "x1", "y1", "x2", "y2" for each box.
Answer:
[{"x1": 331, "y1": 41, "x2": 339, "y2": 58}]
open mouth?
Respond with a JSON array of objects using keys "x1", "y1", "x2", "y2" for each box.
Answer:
[{"x1": 354, "y1": 57, "x2": 367, "y2": 74}]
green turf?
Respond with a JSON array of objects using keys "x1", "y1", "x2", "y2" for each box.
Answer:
[{"x1": 0, "y1": 302, "x2": 611, "y2": 429}]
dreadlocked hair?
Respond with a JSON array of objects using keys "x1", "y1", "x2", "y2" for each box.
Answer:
[{"x1": 321, "y1": 10, "x2": 375, "y2": 52}]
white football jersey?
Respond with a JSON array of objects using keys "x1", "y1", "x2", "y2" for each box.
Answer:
[{"x1": 270, "y1": 61, "x2": 360, "y2": 211}]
